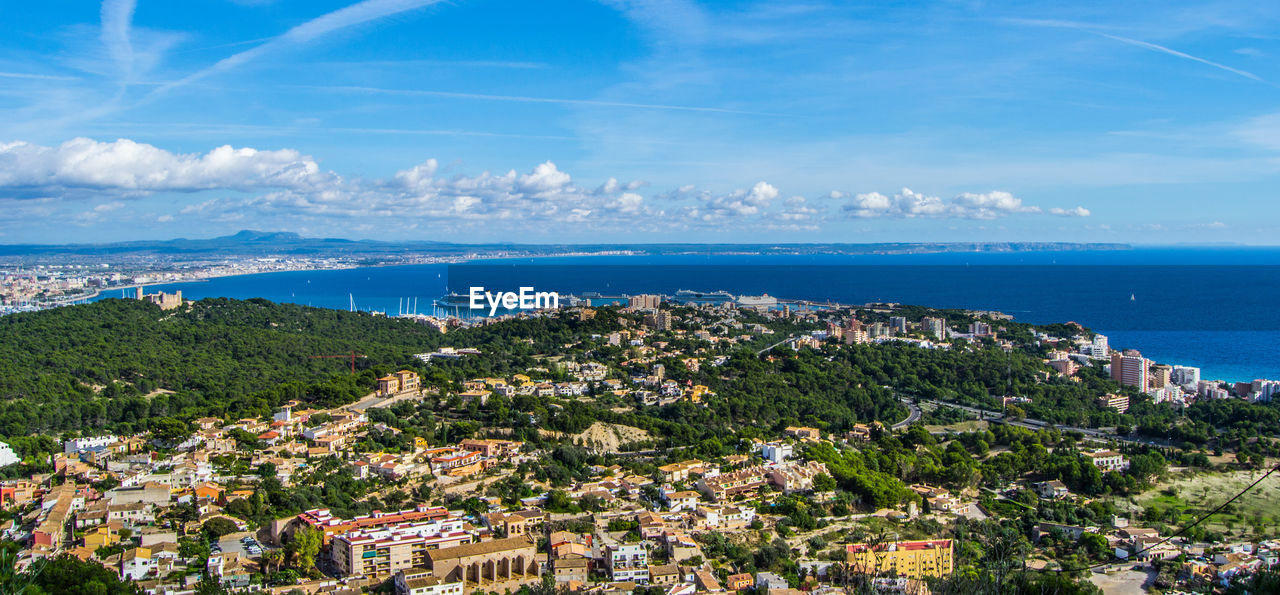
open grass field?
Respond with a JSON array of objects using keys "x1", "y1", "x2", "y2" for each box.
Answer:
[{"x1": 1131, "y1": 467, "x2": 1280, "y2": 540}]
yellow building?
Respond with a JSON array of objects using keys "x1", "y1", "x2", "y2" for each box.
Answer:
[
  {"x1": 83, "y1": 525, "x2": 119, "y2": 550},
  {"x1": 378, "y1": 370, "x2": 421, "y2": 396},
  {"x1": 846, "y1": 539, "x2": 953, "y2": 579}
]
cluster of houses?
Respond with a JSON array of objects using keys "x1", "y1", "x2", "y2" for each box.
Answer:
[
  {"x1": 0, "y1": 391, "x2": 534, "y2": 592},
  {"x1": 1035, "y1": 518, "x2": 1280, "y2": 588},
  {"x1": 353, "y1": 438, "x2": 525, "y2": 482}
]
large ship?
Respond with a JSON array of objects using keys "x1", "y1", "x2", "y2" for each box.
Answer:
[
  {"x1": 434, "y1": 292, "x2": 475, "y2": 316},
  {"x1": 672, "y1": 289, "x2": 736, "y2": 306},
  {"x1": 736, "y1": 294, "x2": 778, "y2": 308}
]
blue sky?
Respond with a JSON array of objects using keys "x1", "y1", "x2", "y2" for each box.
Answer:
[{"x1": 1, "y1": 0, "x2": 1279, "y2": 244}]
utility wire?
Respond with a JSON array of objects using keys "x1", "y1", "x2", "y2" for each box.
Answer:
[{"x1": 1039, "y1": 463, "x2": 1279, "y2": 573}]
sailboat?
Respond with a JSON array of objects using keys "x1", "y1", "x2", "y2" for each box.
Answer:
[{"x1": 1130, "y1": 293, "x2": 1136, "y2": 302}]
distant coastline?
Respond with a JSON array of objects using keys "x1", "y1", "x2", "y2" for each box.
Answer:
[{"x1": 93, "y1": 251, "x2": 1280, "y2": 385}]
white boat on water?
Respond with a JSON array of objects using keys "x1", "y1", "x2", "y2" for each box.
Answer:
[{"x1": 736, "y1": 294, "x2": 778, "y2": 308}]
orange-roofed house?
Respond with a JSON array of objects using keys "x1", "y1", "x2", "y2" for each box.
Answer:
[
  {"x1": 726, "y1": 573, "x2": 754, "y2": 591},
  {"x1": 194, "y1": 483, "x2": 224, "y2": 504}
]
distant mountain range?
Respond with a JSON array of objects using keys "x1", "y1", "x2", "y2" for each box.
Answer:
[{"x1": 0, "y1": 230, "x2": 1132, "y2": 258}]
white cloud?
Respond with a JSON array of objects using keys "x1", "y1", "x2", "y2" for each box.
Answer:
[
  {"x1": 777, "y1": 195, "x2": 821, "y2": 221},
  {"x1": 841, "y1": 188, "x2": 1050, "y2": 219},
  {"x1": 609, "y1": 192, "x2": 646, "y2": 214},
  {"x1": 392, "y1": 159, "x2": 438, "y2": 191},
  {"x1": 517, "y1": 161, "x2": 572, "y2": 194},
  {"x1": 1049, "y1": 206, "x2": 1091, "y2": 217},
  {"x1": 0, "y1": 137, "x2": 1095, "y2": 233},
  {"x1": 0, "y1": 138, "x2": 335, "y2": 195},
  {"x1": 953, "y1": 191, "x2": 1040, "y2": 216},
  {"x1": 680, "y1": 181, "x2": 780, "y2": 220}
]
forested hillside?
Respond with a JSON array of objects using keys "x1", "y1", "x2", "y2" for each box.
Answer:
[
  {"x1": 2, "y1": 296, "x2": 1276, "y2": 454},
  {"x1": 0, "y1": 298, "x2": 445, "y2": 435}
]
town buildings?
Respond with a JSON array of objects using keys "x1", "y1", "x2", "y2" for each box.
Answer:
[
  {"x1": 331, "y1": 517, "x2": 472, "y2": 578},
  {"x1": 425, "y1": 536, "x2": 541, "y2": 594}
]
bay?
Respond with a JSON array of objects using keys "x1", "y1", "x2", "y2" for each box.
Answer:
[{"x1": 109, "y1": 248, "x2": 1280, "y2": 383}]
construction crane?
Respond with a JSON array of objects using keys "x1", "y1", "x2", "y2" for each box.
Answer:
[{"x1": 309, "y1": 350, "x2": 367, "y2": 374}]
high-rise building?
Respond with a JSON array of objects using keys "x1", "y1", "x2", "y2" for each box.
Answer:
[
  {"x1": 969, "y1": 321, "x2": 993, "y2": 336},
  {"x1": 643, "y1": 311, "x2": 672, "y2": 331},
  {"x1": 889, "y1": 316, "x2": 908, "y2": 334},
  {"x1": 1150, "y1": 364, "x2": 1172, "y2": 389},
  {"x1": 1110, "y1": 349, "x2": 1148, "y2": 392},
  {"x1": 1089, "y1": 334, "x2": 1109, "y2": 359},
  {"x1": 1171, "y1": 366, "x2": 1200, "y2": 388},
  {"x1": 1253, "y1": 379, "x2": 1280, "y2": 402},
  {"x1": 921, "y1": 317, "x2": 946, "y2": 340},
  {"x1": 628, "y1": 294, "x2": 662, "y2": 310}
]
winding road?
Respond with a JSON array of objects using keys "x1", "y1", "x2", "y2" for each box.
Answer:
[{"x1": 892, "y1": 398, "x2": 922, "y2": 429}]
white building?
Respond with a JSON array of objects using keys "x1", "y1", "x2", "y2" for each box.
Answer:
[
  {"x1": 1088, "y1": 334, "x2": 1109, "y2": 359},
  {"x1": 0, "y1": 442, "x2": 19, "y2": 468},
  {"x1": 1251, "y1": 379, "x2": 1280, "y2": 402},
  {"x1": 1171, "y1": 366, "x2": 1201, "y2": 388},
  {"x1": 757, "y1": 441, "x2": 793, "y2": 464},
  {"x1": 665, "y1": 490, "x2": 701, "y2": 513},
  {"x1": 394, "y1": 569, "x2": 464, "y2": 595},
  {"x1": 1083, "y1": 450, "x2": 1129, "y2": 473},
  {"x1": 64, "y1": 435, "x2": 118, "y2": 454},
  {"x1": 1147, "y1": 386, "x2": 1183, "y2": 404},
  {"x1": 606, "y1": 543, "x2": 649, "y2": 582},
  {"x1": 120, "y1": 548, "x2": 155, "y2": 581},
  {"x1": 1197, "y1": 380, "x2": 1229, "y2": 400}
]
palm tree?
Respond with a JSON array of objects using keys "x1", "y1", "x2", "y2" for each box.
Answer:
[{"x1": 261, "y1": 549, "x2": 284, "y2": 576}]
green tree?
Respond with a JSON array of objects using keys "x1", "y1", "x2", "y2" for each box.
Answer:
[
  {"x1": 286, "y1": 527, "x2": 322, "y2": 577},
  {"x1": 201, "y1": 517, "x2": 238, "y2": 540},
  {"x1": 22, "y1": 554, "x2": 141, "y2": 595}
]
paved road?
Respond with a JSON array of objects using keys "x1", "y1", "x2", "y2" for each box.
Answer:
[
  {"x1": 214, "y1": 531, "x2": 264, "y2": 559},
  {"x1": 892, "y1": 399, "x2": 922, "y2": 429},
  {"x1": 918, "y1": 398, "x2": 1174, "y2": 447},
  {"x1": 756, "y1": 335, "x2": 797, "y2": 356},
  {"x1": 347, "y1": 390, "x2": 421, "y2": 412}
]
